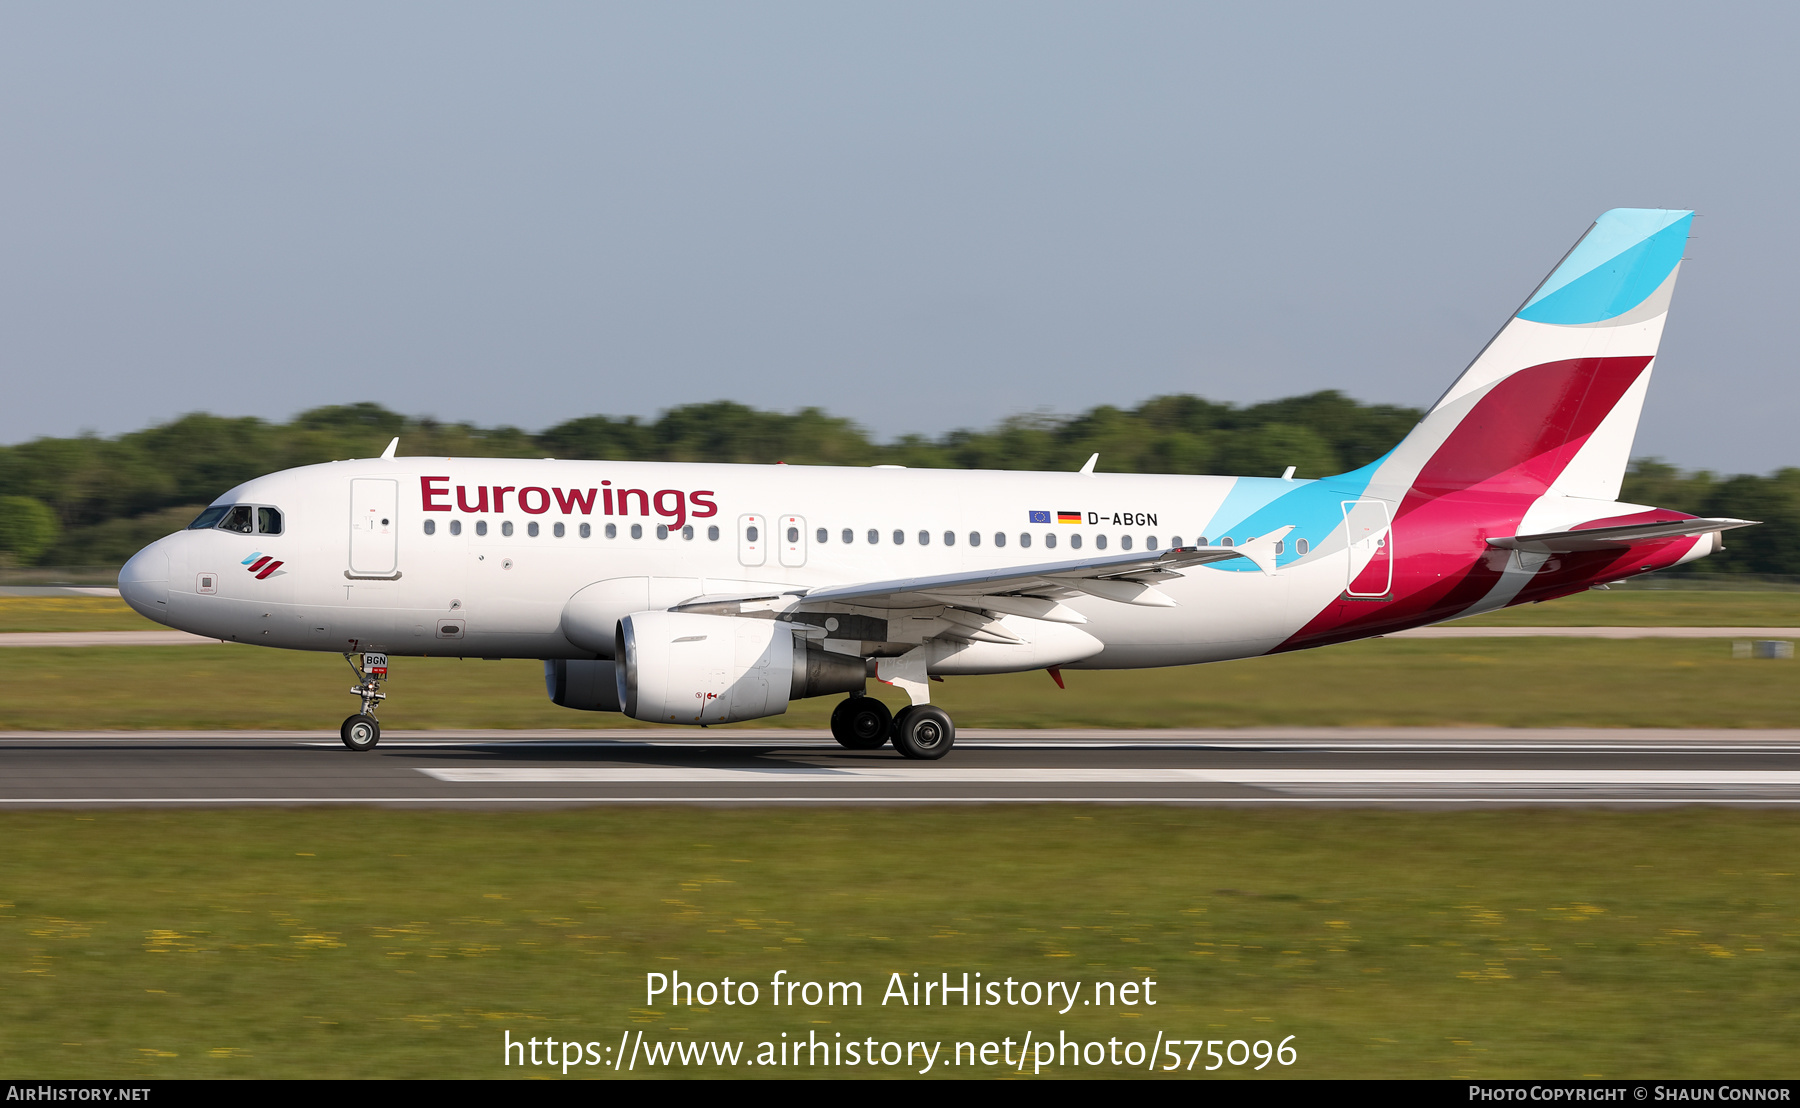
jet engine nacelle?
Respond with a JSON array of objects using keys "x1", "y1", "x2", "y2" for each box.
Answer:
[{"x1": 614, "y1": 611, "x2": 865, "y2": 724}]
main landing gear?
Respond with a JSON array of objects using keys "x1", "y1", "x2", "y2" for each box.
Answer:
[
  {"x1": 829, "y1": 695, "x2": 955, "y2": 760},
  {"x1": 830, "y1": 696, "x2": 892, "y2": 750},
  {"x1": 340, "y1": 652, "x2": 387, "y2": 751},
  {"x1": 891, "y1": 705, "x2": 955, "y2": 760}
]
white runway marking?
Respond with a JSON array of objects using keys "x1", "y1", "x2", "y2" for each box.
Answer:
[
  {"x1": 305, "y1": 740, "x2": 1800, "y2": 753},
  {"x1": 6, "y1": 797, "x2": 1800, "y2": 806},
  {"x1": 419, "y1": 766, "x2": 1800, "y2": 786}
]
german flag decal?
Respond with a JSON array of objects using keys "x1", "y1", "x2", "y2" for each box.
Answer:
[{"x1": 1056, "y1": 511, "x2": 1081, "y2": 524}]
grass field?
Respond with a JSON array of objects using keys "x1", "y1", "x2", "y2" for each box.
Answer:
[
  {"x1": 1, "y1": 637, "x2": 1794, "y2": 731},
  {"x1": 5, "y1": 589, "x2": 1800, "y2": 633},
  {"x1": 2, "y1": 807, "x2": 1795, "y2": 1079},
  {"x1": 1456, "y1": 588, "x2": 1800, "y2": 626}
]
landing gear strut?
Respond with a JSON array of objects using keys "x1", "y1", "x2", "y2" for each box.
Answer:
[
  {"x1": 340, "y1": 652, "x2": 387, "y2": 751},
  {"x1": 872, "y1": 649, "x2": 955, "y2": 760},
  {"x1": 830, "y1": 696, "x2": 892, "y2": 750}
]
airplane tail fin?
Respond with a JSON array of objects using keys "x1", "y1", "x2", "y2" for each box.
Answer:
[{"x1": 1361, "y1": 208, "x2": 1693, "y2": 502}]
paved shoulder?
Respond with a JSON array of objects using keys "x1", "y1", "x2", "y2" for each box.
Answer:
[{"x1": 0, "y1": 631, "x2": 224, "y2": 647}]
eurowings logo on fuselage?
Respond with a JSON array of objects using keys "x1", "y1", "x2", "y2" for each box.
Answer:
[{"x1": 242, "y1": 552, "x2": 285, "y2": 580}]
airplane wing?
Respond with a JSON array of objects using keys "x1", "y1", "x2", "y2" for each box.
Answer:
[
  {"x1": 1486, "y1": 517, "x2": 1758, "y2": 554},
  {"x1": 671, "y1": 528, "x2": 1295, "y2": 627}
]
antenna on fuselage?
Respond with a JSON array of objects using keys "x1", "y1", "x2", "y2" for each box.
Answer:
[
  {"x1": 380, "y1": 438, "x2": 399, "y2": 460},
  {"x1": 1079, "y1": 453, "x2": 1098, "y2": 476}
]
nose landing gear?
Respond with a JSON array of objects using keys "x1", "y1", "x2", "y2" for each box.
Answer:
[{"x1": 340, "y1": 652, "x2": 388, "y2": 751}]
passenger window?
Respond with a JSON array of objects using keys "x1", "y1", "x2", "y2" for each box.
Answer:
[
  {"x1": 841, "y1": 529, "x2": 853, "y2": 544},
  {"x1": 423, "y1": 520, "x2": 436, "y2": 536},
  {"x1": 868, "y1": 529, "x2": 879, "y2": 544},
  {"x1": 746, "y1": 526, "x2": 759, "y2": 542},
  {"x1": 579, "y1": 522, "x2": 591, "y2": 538},
  {"x1": 554, "y1": 522, "x2": 565, "y2": 538},
  {"x1": 1120, "y1": 535, "x2": 1132, "y2": 551},
  {"x1": 1019, "y1": 533, "x2": 1031, "y2": 548},
  {"x1": 187, "y1": 506, "x2": 229, "y2": 530},
  {"x1": 451, "y1": 520, "x2": 462, "y2": 536},
  {"x1": 893, "y1": 530, "x2": 905, "y2": 545},
  {"x1": 968, "y1": 532, "x2": 980, "y2": 547},
  {"x1": 1221, "y1": 537, "x2": 1233, "y2": 547},
  {"x1": 1094, "y1": 534, "x2": 1106, "y2": 550},
  {"x1": 816, "y1": 528, "x2": 827, "y2": 543},
  {"x1": 1274, "y1": 539, "x2": 1285, "y2": 554},
  {"x1": 476, "y1": 520, "x2": 488, "y2": 536},
  {"x1": 944, "y1": 531, "x2": 956, "y2": 546},
  {"x1": 993, "y1": 532, "x2": 1005, "y2": 547},
  {"x1": 257, "y1": 507, "x2": 283, "y2": 534},
  {"x1": 657, "y1": 525, "x2": 669, "y2": 539},
  {"x1": 606, "y1": 523, "x2": 618, "y2": 539},
  {"x1": 631, "y1": 524, "x2": 643, "y2": 539},
  {"x1": 1070, "y1": 534, "x2": 1082, "y2": 550},
  {"x1": 1044, "y1": 533, "x2": 1056, "y2": 549},
  {"x1": 502, "y1": 521, "x2": 514, "y2": 537},
  {"x1": 683, "y1": 525, "x2": 694, "y2": 540},
  {"x1": 707, "y1": 525, "x2": 720, "y2": 541},
  {"x1": 527, "y1": 522, "x2": 539, "y2": 537},
  {"x1": 219, "y1": 506, "x2": 254, "y2": 534},
  {"x1": 1297, "y1": 538, "x2": 1309, "y2": 555},
  {"x1": 1146, "y1": 535, "x2": 1156, "y2": 550},
  {"x1": 787, "y1": 527, "x2": 799, "y2": 543},
  {"x1": 918, "y1": 530, "x2": 929, "y2": 546}
]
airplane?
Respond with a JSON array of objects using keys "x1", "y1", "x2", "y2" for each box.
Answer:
[{"x1": 117, "y1": 208, "x2": 1754, "y2": 757}]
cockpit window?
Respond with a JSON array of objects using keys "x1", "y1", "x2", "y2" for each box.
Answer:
[
  {"x1": 187, "y1": 506, "x2": 229, "y2": 530},
  {"x1": 219, "y1": 506, "x2": 255, "y2": 534},
  {"x1": 257, "y1": 507, "x2": 283, "y2": 535}
]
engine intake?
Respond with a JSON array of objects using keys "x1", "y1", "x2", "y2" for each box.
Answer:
[{"x1": 614, "y1": 611, "x2": 865, "y2": 724}]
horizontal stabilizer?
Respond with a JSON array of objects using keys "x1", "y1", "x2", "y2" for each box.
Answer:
[{"x1": 1486, "y1": 518, "x2": 1757, "y2": 554}]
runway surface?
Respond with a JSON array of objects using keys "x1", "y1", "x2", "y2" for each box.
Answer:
[
  {"x1": 5, "y1": 728, "x2": 1800, "y2": 806},
  {"x1": 5, "y1": 627, "x2": 1798, "y2": 647}
]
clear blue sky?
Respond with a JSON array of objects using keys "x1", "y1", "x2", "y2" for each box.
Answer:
[{"x1": 2, "y1": 2, "x2": 1794, "y2": 473}]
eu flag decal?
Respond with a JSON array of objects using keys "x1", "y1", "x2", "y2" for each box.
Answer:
[{"x1": 1028, "y1": 510, "x2": 1050, "y2": 524}]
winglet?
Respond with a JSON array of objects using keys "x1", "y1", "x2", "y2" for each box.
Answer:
[
  {"x1": 380, "y1": 438, "x2": 399, "y2": 460},
  {"x1": 1079, "y1": 453, "x2": 1098, "y2": 475}
]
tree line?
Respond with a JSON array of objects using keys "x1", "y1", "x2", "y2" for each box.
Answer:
[{"x1": 0, "y1": 394, "x2": 1792, "y2": 575}]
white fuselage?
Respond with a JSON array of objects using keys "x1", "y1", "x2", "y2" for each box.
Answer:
[{"x1": 120, "y1": 457, "x2": 1359, "y2": 669}]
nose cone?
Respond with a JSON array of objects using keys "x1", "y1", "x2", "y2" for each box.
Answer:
[{"x1": 118, "y1": 543, "x2": 172, "y2": 624}]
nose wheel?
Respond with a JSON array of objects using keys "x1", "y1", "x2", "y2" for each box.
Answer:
[
  {"x1": 341, "y1": 713, "x2": 380, "y2": 751},
  {"x1": 340, "y1": 652, "x2": 389, "y2": 751}
]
